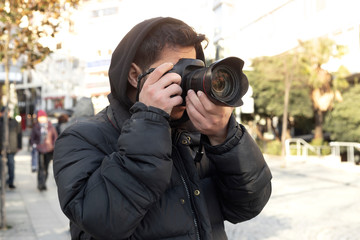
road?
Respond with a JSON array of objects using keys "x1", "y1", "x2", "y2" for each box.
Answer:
[{"x1": 225, "y1": 156, "x2": 360, "y2": 240}]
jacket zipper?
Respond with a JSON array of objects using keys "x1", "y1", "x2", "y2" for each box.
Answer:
[
  {"x1": 180, "y1": 174, "x2": 201, "y2": 240},
  {"x1": 173, "y1": 146, "x2": 201, "y2": 240}
]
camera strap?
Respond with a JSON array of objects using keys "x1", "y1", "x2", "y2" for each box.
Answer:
[
  {"x1": 136, "y1": 68, "x2": 155, "y2": 101},
  {"x1": 194, "y1": 140, "x2": 204, "y2": 163}
]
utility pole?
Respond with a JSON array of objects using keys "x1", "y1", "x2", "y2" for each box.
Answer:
[{"x1": 281, "y1": 53, "x2": 296, "y2": 167}]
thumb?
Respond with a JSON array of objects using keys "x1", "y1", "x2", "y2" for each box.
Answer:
[{"x1": 143, "y1": 62, "x2": 174, "y2": 86}]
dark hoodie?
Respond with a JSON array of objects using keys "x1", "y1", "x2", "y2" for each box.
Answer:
[{"x1": 53, "y1": 17, "x2": 272, "y2": 240}]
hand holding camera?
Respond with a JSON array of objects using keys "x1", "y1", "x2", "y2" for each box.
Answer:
[
  {"x1": 138, "y1": 62, "x2": 183, "y2": 115},
  {"x1": 186, "y1": 89, "x2": 233, "y2": 145}
]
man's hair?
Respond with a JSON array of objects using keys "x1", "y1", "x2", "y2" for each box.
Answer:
[{"x1": 133, "y1": 21, "x2": 207, "y2": 71}]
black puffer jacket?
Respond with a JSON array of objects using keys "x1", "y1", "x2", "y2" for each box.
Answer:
[{"x1": 53, "y1": 17, "x2": 272, "y2": 240}]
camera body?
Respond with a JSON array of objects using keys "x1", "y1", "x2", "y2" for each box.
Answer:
[{"x1": 169, "y1": 57, "x2": 249, "y2": 107}]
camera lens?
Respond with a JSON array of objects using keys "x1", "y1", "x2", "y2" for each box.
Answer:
[
  {"x1": 211, "y1": 66, "x2": 233, "y2": 98},
  {"x1": 173, "y1": 57, "x2": 248, "y2": 107}
]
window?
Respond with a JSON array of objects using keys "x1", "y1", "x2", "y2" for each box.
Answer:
[
  {"x1": 92, "y1": 7, "x2": 118, "y2": 18},
  {"x1": 316, "y1": 0, "x2": 326, "y2": 12}
]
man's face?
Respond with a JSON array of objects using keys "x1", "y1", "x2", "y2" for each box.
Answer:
[
  {"x1": 38, "y1": 116, "x2": 48, "y2": 124},
  {"x1": 148, "y1": 46, "x2": 196, "y2": 120}
]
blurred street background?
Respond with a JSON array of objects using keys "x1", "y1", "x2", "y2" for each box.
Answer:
[{"x1": 1, "y1": 0, "x2": 360, "y2": 239}]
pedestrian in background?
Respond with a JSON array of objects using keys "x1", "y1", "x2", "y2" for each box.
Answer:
[
  {"x1": 30, "y1": 110, "x2": 58, "y2": 191},
  {"x1": 70, "y1": 97, "x2": 94, "y2": 122},
  {"x1": 56, "y1": 113, "x2": 69, "y2": 135},
  {"x1": 58, "y1": 97, "x2": 94, "y2": 132},
  {"x1": 0, "y1": 106, "x2": 22, "y2": 189}
]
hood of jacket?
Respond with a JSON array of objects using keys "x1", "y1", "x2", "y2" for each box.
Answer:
[{"x1": 107, "y1": 17, "x2": 205, "y2": 112}]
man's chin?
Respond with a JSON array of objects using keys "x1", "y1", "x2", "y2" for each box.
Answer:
[{"x1": 170, "y1": 106, "x2": 186, "y2": 120}]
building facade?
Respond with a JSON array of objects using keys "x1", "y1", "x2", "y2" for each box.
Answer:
[{"x1": 10, "y1": 0, "x2": 360, "y2": 129}]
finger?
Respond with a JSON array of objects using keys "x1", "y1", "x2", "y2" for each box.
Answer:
[
  {"x1": 169, "y1": 95, "x2": 183, "y2": 107},
  {"x1": 186, "y1": 95, "x2": 207, "y2": 125},
  {"x1": 196, "y1": 91, "x2": 215, "y2": 112},
  {"x1": 196, "y1": 90, "x2": 234, "y2": 116},
  {"x1": 186, "y1": 90, "x2": 206, "y2": 117},
  {"x1": 164, "y1": 82, "x2": 183, "y2": 98},
  {"x1": 156, "y1": 72, "x2": 181, "y2": 89},
  {"x1": 144, "y1": 62, "x2": 174, "y2": 86}
]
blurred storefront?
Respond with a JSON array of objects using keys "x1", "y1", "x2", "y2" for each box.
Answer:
[{"x1": 16, "y1": 87, "x2": 41, "y2": 130}]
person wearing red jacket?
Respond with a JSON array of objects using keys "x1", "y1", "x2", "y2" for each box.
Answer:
[{"x1": 30, "y1": 110, "x2": 58, "y2": 191}]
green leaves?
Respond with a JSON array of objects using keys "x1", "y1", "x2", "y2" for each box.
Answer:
[
  {"x1": 324, "y1": 85, "x2": 360, "y2": 141},
  {"x1": 249, "y1": 36, "x2": 352, "y2": 141},
  {"x1": 298, "y1": 37, "x2": 347, "y2": 88},
  {"x1": 249, "y1": 52, "x2": 311, "y2": 118},
  {"x1": 0, "y1": 0, "x2": 79, "y2": 68}
]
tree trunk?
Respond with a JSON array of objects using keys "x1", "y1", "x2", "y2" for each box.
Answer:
[
  {"x1": 314, "y1": 109, "x2": 324, "y2": 140},
  {"x1": 0, "y1": 24, "x2": 11, "y2": 230},
  {"x1": 281, "y1": 79, "x2": 291, "y2": 158},
  {"x1": 281, "y1": 56, "x2": 295, "y2": 163},
  {"x1": 0, "y1": 111, "x2": 8, "y2": 230}
]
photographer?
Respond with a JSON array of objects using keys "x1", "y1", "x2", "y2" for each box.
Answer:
[{"x1": 53, "y1": 17, "x2": 272, "y2": 240}]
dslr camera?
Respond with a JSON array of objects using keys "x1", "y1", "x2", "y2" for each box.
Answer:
[{"x1": 169, "y1": 57, "x2": 249, "y2": 107}]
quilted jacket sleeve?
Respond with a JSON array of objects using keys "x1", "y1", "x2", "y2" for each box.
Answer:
[
  {"x1": 53, "y1": 103, "x2": 173, "y2": 239},
  {"x1": 202, "y1": 115, "x2": 272, "y2": 223}
]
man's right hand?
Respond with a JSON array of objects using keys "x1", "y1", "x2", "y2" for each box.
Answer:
[{"x1": 138, "y1": 63, "x2": 183, "y2": 115}]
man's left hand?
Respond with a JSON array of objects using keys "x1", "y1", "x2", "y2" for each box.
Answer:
[{"x1": 186, "y1": 89, "x2": 233, "y2": 146}]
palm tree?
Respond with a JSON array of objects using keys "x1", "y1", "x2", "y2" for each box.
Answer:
[{"x1": 299, "y1": 37, "x2": 346, "y2": 140}]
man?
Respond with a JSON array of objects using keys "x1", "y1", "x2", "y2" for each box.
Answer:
[
  {"x1": 0, "y1": 107, "x2": 22, "y2": 189},
  {"x1": 53, "y1": 17, "x2": 272, "y2": 240},
  {"x1": 30, "y1": 110, "x2": 58, "y2": 191}
]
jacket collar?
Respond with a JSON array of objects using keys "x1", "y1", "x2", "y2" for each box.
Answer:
[{"x1": 107, "y1": 93, "x2": 131, "y2": 131}]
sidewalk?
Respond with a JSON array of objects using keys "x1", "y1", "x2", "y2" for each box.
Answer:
[{"x1": 0, "y1": 139, "x2": 70, "y2": 240}]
